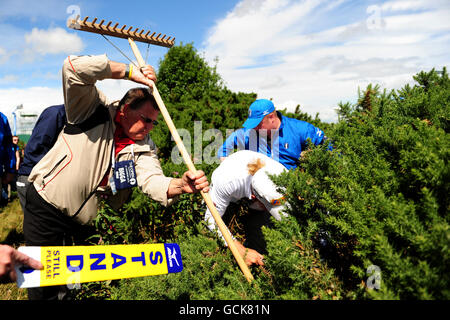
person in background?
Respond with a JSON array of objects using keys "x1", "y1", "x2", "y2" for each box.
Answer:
[
  {"x1": 0, "y1": 112, "x2": 16, "y2": 207},
  {"x1": 12, "y1": 136, "x2": 20, "y2": 171},
  {"x1": 4, "y1": 135, "x2": 21, "y2": 201},
  {"x1": 218, "y1": 99, "x2": 331, "y2": 170},
  {"x1": 16, "y1": 105, "x2": 66, "y2": 212}
]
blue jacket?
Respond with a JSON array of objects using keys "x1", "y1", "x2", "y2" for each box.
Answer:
[
  {"x1": 0, "y1": 112, "x2": 15, "y2": 174},
  {"x1": 218, "y1": 112, "x2": 329, "y2": 169},
  {"x1": 18, "y1": 105, "x2": 66, "y2": 176}
]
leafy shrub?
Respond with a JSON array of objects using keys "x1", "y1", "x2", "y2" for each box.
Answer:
[{"x1": 275, "y1": 68, "x2": 449, "y2": 299}]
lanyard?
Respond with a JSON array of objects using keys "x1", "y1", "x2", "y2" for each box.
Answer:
[{"x1": 112, "y1": 144, "x2": 135, "y2": 169}]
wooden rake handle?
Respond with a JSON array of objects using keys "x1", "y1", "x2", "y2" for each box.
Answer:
[{"x1": 128, "y1": 38, "x2": 254, "y2": 282}]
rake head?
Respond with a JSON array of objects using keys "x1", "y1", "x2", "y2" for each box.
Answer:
[{"x1": 68, "y1": 16, "x2": 175, "y2": 48}]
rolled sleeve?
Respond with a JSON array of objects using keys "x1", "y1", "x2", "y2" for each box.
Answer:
[{"x1": 62, "y1": 54, "x2": 112, "y2": 124}]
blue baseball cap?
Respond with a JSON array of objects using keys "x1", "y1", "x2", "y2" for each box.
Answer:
[{"x1": 242, "y1": 99, "x2": 275, "y2": 129}]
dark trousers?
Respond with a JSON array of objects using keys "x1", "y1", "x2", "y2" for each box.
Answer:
[
  {"x1": 16, "y1": 175, "x2": 30, "y2": 214},
  {"x1": 23, "y1": 184, "x2": 93, "y2": 300},
  {"x1": 242, "y1": 209, "x2": 273, "y2": 255}
]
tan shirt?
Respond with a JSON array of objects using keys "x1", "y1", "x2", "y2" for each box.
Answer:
[{"x1": 29, "y1": 54, "x2": 174, "y2": 225}]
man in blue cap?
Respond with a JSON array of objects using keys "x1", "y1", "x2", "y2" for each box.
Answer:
[{"x1": 217, "y1": 99, "x2": 330, "y2": 169}]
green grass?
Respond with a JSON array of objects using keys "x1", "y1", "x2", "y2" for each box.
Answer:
[
  {"x1": 0, "y1": 196, "x2": 24, "y2": 244},
  {"x1": 0, "y1": 196, "x2": 29, "y2": 300}
]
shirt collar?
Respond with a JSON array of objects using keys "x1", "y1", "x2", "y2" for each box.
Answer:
[{"x1": 277, "y1": 111, "x2": 285, "y2": 131}]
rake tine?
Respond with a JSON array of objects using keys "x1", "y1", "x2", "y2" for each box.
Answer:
[{"x1": 68, "y1": 16, "x2": 175, "y2": 47}]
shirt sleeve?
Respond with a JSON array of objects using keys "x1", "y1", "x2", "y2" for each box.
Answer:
[
  {"x1": 300, "y1": 122, "x2": 325, "y2": 147},
  {"x1": 217, "y1": 128, "x2": 250, "y2": 158},
  {"x1": 217, "y1": 131, "x2": 236, "y2": 158},
  {"x1": 62, "y1": 54, "x2": 112, "y2": 124}
]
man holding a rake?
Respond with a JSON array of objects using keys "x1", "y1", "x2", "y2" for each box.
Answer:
[{"x1": 23, "y1": 54, "x2": 209, "y2": 299}]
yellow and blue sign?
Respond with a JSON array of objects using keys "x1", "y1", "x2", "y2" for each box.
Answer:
[{"x1": 15, "y1": 243, "x2": 183, "y2": 288}]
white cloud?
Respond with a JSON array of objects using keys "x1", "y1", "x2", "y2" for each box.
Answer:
[
  {"x1": 24, "y1": 27, "x2": 84, "y2": 61},
  {"x1": 0, "y1": 79, "x2": 145, "y2": 116},
  {"x1": 0, "y1": 86, "x2": 63, "y2": 116},
  {"x1": 0, "y1": 74, "x2": 19, "y2": 84},
  {"x1": 0, "y1": 0, "x2": 75, "y2": 21},
  {"x1": 381, "y1": 0, "x2": 436, "y2": 12},
  {"x1": 202, "y1": 0, "x2": 450, "y2": 122},
  {"x1": 205, "y1": 0, "x2": 319, "y2": 70}
]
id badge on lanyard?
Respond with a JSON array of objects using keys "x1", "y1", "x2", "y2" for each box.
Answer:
[{"x1": 109, "y1": 145, "x2": 137, "y2": 195}]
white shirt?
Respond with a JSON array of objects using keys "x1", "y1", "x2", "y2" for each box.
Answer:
[{"x1": 204, "y1": 150, "x2": 286, "y2": 243}]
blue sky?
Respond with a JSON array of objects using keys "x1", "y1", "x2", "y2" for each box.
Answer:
[
  {"x1": 0, "y1": 0, "x2": 449, "y2": 124},
  {"x1": 0, "y1": 0, "x2": 238, "y2": 87}
]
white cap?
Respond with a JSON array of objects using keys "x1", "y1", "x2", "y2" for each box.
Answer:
[{"x1": 251, "y1": 160, "x2": 288, "y2": 220}]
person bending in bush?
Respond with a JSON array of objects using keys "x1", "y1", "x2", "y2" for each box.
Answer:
[
  {"x1": 23, "y1": 54, "x2": 209, "y2": 300},
  {"x1": 204, "y1": 150, "x2": 287, "y2": 266}
]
